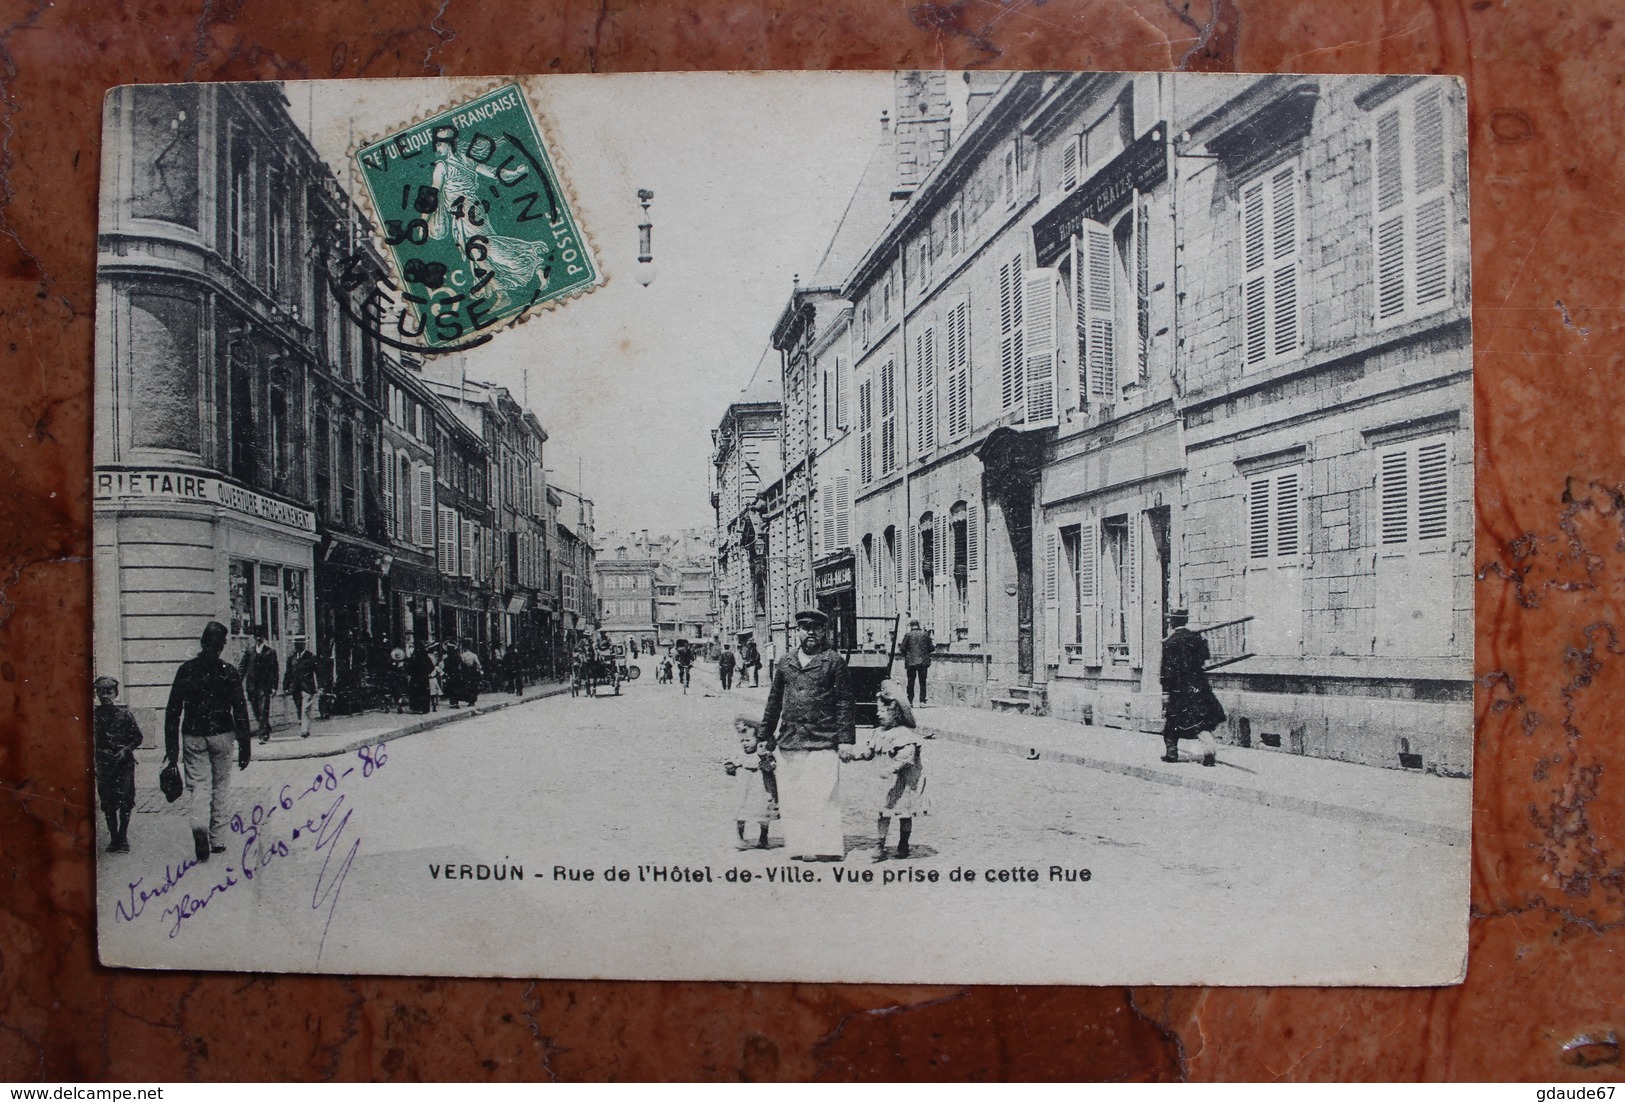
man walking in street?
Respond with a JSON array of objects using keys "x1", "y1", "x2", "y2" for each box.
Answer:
[
  {"x1": 675, "y1": 638, "x2": 694, "y2": 693},
  {"x1": 1160, "y1": 609, "x2": 1225, "y2": 766},
  {"x1": 240, "y1": 625, "x2": 279, "y2": 743},
  {"x1": 899, "y1": 618, "x2": 934, "y2": 707},
  {"x1": 742, "y1": 638, "x2": 762, "y2": 687},
  {"x1": 164, "y1": 621, "x2": 252, "y2": 862},
  {"x1": 283, "y1": 635, "x2": 319, "y2": 738},
  {"x1": 759, "y1": 609, "x2": 857, "y2": 862},
  {"x1": 717, "y1": 644, "x2": 736, "y2": 691}
]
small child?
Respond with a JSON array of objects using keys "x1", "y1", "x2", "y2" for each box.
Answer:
[
  {"x1": 93, "y1": 676, "x2": 144, "y2": 853},
  {"x1": 724, "y1": 716, "x2": 778, "y2": 850},
  {"x1": 869, "y1": 679, "x2": 929, "y2": 861}
]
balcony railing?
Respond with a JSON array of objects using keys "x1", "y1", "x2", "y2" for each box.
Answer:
[{"x1": 1196, "y1": 616, "x2": 1254, "y2": 670}]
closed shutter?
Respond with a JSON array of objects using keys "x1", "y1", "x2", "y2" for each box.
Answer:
[
  {"x1": 1075, "y1": 221, "x2": 1115, "y2": 401},
  {"x1": 1380, "y1": 450, "x2": 1409, "y2": 545},
  {"x1": 1126, "y1": 512, "x2": 1141, "y2": 666},
  {"x1": 1416, "y1": 440, "x2": 1449, "y2": 541},
  {"x1": 998, "y1": 255, "x2": 1025, "y2": 412},
  {"x1": 1023, "y1": 268, "x2": 1061, "y2": 425},
  {"x1": 461, "y1": 519, "x2": 475, "y2": 578},
  {"x1": 1044, "y1": 527, "x2": 1060, "y2": 665},
  {"x1": 1061, "y1": 135, "x2": 1081, "y2": 192},
  {"x1": 916, "y1": 326, "x2": 937, "y2": 454},
  {"x1": 417, "y1": 465, "x2": 434, "y2": 548},
  {"x1": 1380, "y1": 439, "x2": 1449, "y2": 546},
  {"x1": 946, "y1": 299, "x2": 971, "y2": 439},
  {"x1": 1241, "y1": 165, "x2": 1302, "y2": 368},
  {"x1": 1078, "y1": 522, "x2": 1100, "y2": 665},
  {"x1": 1249, "y1": 471, "x2": 1304, "y2": 559},
  {"x1": 858, "y1": 379, "x2": 874, "y2": 484},
  {"x1": 965, "y1": 500, "x2": 983, "y2": 643}
]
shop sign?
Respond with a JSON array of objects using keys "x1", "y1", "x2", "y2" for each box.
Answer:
[
  {"x1": 1032, "y1": 123, "x2": 1168, "y2": 263},
  {"x1": 95, "y1": 467, "x2": 316, "y2": 533},
  {"x1": 814, "y1": 557, "x2": 855, "y2": 596}
]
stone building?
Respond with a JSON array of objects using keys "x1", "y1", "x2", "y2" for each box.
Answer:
[{"x1": 710, "y1": 360, "x2": 783, "y2": 652}]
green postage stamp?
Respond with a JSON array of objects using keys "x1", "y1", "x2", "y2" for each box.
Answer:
[{"x1": 355, "y1": 83, "x2": 597, "y2": 348}]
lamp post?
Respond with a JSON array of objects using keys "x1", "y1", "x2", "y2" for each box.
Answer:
[{"x1": 636, "y1": 189, "x2": 655, "y2": 287}]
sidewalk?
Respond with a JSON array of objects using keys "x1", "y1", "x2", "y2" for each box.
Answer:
[
  {"x1": 203, "y1": 681, "x2": 572, "y2": 763},
  {"x1": 709, "y1": 668, "x2": 1469, "y2": 847}
]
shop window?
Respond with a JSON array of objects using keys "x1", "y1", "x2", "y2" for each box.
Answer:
[
  {"x1": 282, "y1": 567, "x2": 306, "y2": 640},
  {"x1": 229, "y1": 560, "x2": 255, "y2": 640}
]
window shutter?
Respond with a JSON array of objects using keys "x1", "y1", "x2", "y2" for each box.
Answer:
[
  {"x1": 383, "y1": 454, "x2": 396, "y2": 538},
  {"x1": 1002, "y1": 145, "x2": 1018, "y2": 208},
  {"x1": 1416, "y1": 440, "x2": 1449, "y2": 541},
  {"x1": 1078, "y1": 221, "x2": 1115, "y2": 399},
  {"x1": 965, "y1": 500, "x2": 982, "y2": 643},
  {"x1": 834, "y1": 356, "x2": 848, "y2": 429},
  {"x1": 1061, "y1": 136, "x2": 1080, "y2": 192},
  {"x1": 1079, "y1": 522, "x2": 1100, "y2": 665},
  {"x1": 820, "y1": 479, "x2": 833, "y2": 554},
  {"x1": 946, "y1": 300, "x2": 971, "y2": 439},
  {"x1": 1248, "y1": 477, "x2": 1273, "y2": 559},
  {"x1": 1269, "y1": 165, "x2": 1301, "y2": 359},
  {"x1": 858, "y1": 379, "x2": 874, "y2": 484},
  {"x1": 1023, "y1": 268, "x2": 1061, "y2": 425},
  {"x1": 835, "y1": 473, "x2": 851, "y2": 550},
  {"x1": 462, "y1": 519, "x2": 475, "y2": 578},
  {"x1": 1275, "y1": 471, "x2": 1301, "y2": 556},
  {"x1": 909, "y1": 523, "x2": 919, "y2": 584},
  {"x1": 1374, "y1": 108, "x2": 1408, "y2": 322},
  {"x1": 880, "y1": 359, "x2": 897, "y2": 473},
  {"x1": 998, "y1": 256, "x2": 1025, "y2": 412},
  {"x1": 1380, "y1": 449, "x2": 1410, "y2": 545},
  {"x1": 916, "y1": 326, "x2": 937, "y2": 454},
  {"x1": 1044, "y1": 527, "x2": 1060, "y2": 664},
  {"x1": 417, "y1": 465, "x2": 434, "y2": 548},
  {"x1": 1242, "y1": 179, "x2": 1270, "y2": 367}
]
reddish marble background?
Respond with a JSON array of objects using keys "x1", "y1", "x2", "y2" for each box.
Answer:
[{"x1": 1, "y1": 0, "x2": 1620, "y2": 1081}]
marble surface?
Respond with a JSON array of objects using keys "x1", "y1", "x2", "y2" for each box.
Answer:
[{"x1": 2, "y1": 0, "x2": 1622, "y2": 1081}]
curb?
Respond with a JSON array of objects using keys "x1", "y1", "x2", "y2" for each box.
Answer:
[
  {"x1": 257, "y1": 684, "x2": 573, "y2": 762},
  {"x1": 929, "y1": 726, "x2": 1469, "y2": 848}
]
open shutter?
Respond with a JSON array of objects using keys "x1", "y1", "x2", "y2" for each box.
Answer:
[
  {"x1": 858, "y1": 379, "x2": 874, "y2": 484},
  {"x1": 1269, "y1": 166, "x2": 1301, "y2": 358},
  {"x1": 819, "y1": 479, "x2": 833, "y2": 554},
  {"x1": 1242, "y1": 178, "x2": 1270, "y2": 367},
  {"x1": 916, "y1": 326, "x2": 937, "y2": 454},
  {"x1": 1044, "y1": 527, "x2": 1060, "y2": 665},
  {"x1": 965, "y1": 500, "x2": 982, "y2": 643},
  {"x1": 1077, "y1": 221, "x2": 1115, "y2": 401},
  {"x1": 1079, "y1": 522, "x2": 1100, "y2": 665},
  {"x1": 834, "y1": 355, "x2": 848, "y2": 429},
  {"x1": 383, "y1": 454, "x2": 396, "y2": 538},
  {"x1": 1412, "y1": 87, "x2": 1450, "y2": 312},
  {"x1": 834, "y1": 473, "x2": 851, "y2": 551},
  {"x1": 908, "y1": 523, "x2": 919, "y2": 586},
  {"x1": 1061, "y1": 135, "x2": 1081, "y2": 192},
  {"x1": 998, "y1": 256, "x2": 1025, "y2": 412},
  {"x1": 1126, "y1": 512, "x2": 1142, "y2": 666},
  {"x1": 417, "y1": 465, "x2": 434, "y2": 548},
  {"x1": 461, "y1": 518, "x2": 475, "y2": 578},
  {"x1": 1023, "y1": 268, "x2": 1061, "y2": 425}
]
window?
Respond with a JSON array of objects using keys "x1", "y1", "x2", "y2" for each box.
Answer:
[
  {"x1": 997, "y1": 255, "x2": 1025, "y2": 412},
  {"x1": 1378, "y1": 439, "x2": 1449, "y2": 548},
  {"x1": 1060, "y1": 135, "x2": 1081, "y2": 192},
  {"x1": 1101, "y1": 515, "x2": 1136, "y2": 665},
  {"x1": 1022, "y1": 268, "x2": 1061, "y2": 424},
  {"x1": 340, "y1": 421, "x2": 356, "y2": 527},
  {"x1": 947, "y1": 204, "x2": 963, "y2": 256},
  {"x1": 879, "y1": 359, "x2": 898, "y2": 474},
  {"x1": 438, "y1": 506, "x2": 459, "y2": 575},
  {"x1": 882, "y1": 268, "x2": 895, "y2": 322},
  {"x1": 1001, "y1": 143, "x2": 1018, "y2": 209},
  {"x1": 1073, "y1": 194, "x2": 1153, "y2": 404},
  {"x1": 267, "y1": 173, "x2": 284, "y2": 296},
  {"x1": 1247, "y1": 469, "x2": 1303, "y2": 560},
  {"x1": 228, "y1": 133, "x2": 252, "y2": 269},
  {"x1": 1373, "y1": 85, "x2": 1451, "y2": 326},
  {"x1": 1240, "y1": 162, "x2": 1302, "y2": 369},
  {"x1": 417, "y1": 465, "x2": 434, "y2": 548},
  {"x1": 885, "y1": 525, "x2": 899, "y2": 593},
  {"x1": 268, "y1": 376, "x2": 290, "y2": 492},
  {"x1": 917, "y1": 233, "x2": 932, "y2": 288},
  {"x1": 383, "y1": 446, "x2": 396, "y2": 538},
  {"x1": 461, "y1": 518, "x2": 476, "y2": 578},
  {"x1": 1374, "y1": 435, "x2": 1453, "y2": 656},
  {"x1": 915, "y1": 325, "x2": 937, "y2": 455},
  {"x1": 950, "y1": 502, "x2": 969, "y2": 638},
  {"x1": 944, "y1": 299, "x2": 971, "y2": 440}
]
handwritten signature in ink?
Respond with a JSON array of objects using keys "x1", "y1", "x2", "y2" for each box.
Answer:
[{"x1": 115, "y1": 742, "x2": 386, "y2": 961}]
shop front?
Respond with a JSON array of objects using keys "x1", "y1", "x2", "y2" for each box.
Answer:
[
  {"x1": 814, "y1": 552, "x2": 857, "y2": 653},
  {"x1": 387, "y1": 557, "x2": 441, "y2": 653},
  {"x1": 93, "y1": 466, "x2": 318, "y2": 729},
  {"x1": 316, "y1": 533, "x2": 393, "y2": 713}
]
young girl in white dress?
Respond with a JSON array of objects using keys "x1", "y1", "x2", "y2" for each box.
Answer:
[
  {"x1": 869, "y1": 679, "x2": 929, "y2": 860},
  {"x1": 725, "y1": 717, "x2": 779, "y2": 850}
]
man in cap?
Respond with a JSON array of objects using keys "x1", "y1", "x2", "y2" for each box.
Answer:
[
  {"x1": 93, "y1": 676, "x2": 144, "y2": 853},
  {"x1": 899, "y1": 617, "x2": 935, "y2": 707},
  {"x1": 1160, "y1": 609, "x2": 1225, "y2": 766},
  {"x1": 283, "y1": 634, "x2": 320, "y2": 738},
  {"x1": 758, "y1": 609, "x2": 857, "y2": 861},
  {"x1": 164, "y1": 621, "x2": 252, "y2": 862},
  {"x1": 239, "y1": 624, "x2": 279, "y2": 743}
]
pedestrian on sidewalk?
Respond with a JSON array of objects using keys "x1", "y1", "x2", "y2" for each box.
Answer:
[
  {"x1": 724, "y1": 717, "x2": 779, "y2": 850},
  {"x1": 163, "y1": 621, "x2": 252, "y2": 862},
  {"x1": 283, "y1": 635, "x2": 320, "y2": 738},
  {"x1": 758, "y1": 609, "x2": 857, "y2": 862},
  {"x1": 405, "y1": 637, "x2": 434, "y2": 714},
  {"x1": 868, "y1": 678, "x2": 929, "y2": 861},
  {"x1": 1160, "y1": 609, "x2": 1226, "y2": 767},
  {"x1": 675, "y1": 639, "x2": 694, "y2": 693},
  {"x1": 718, "y1": 644, "x2": 736, "y2": 691},
  {"x1": 239, "y1": 626, "x2": 279, "y2": 743},
  {"x1": 899, "y1": 618, "x2": 934, "y2": 706},
  {"x1": 742, "y1": 638, "x2": 762, "y2": 687},
  {"x1": 93, "y1": 676, "x2": 144, "y2": 854}
]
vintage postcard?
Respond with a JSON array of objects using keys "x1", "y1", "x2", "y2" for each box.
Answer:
[{"x1": 93, "y1": 72, "x2": 1472, "y2": 984}]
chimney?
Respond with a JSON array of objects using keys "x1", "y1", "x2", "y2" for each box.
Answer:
[
  {"x1": 894, "y1": 71, "x2": 952, "y2": 193},
  {"x1": 963, "y1": 70, "x2": 1005, "y2": 126}
]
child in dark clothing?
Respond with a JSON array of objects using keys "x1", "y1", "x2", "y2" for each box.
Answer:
[{"x1": 93, "y1": 676, "x2": 144, "y2": 853}]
